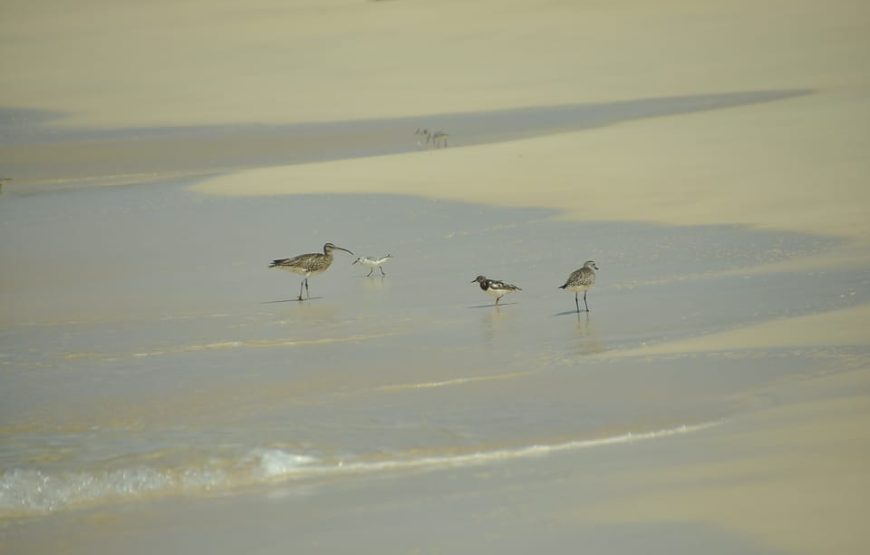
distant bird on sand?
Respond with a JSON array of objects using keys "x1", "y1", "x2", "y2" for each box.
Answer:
[
  {"x1": 430, "y1": 130, "x2": 448, "y2": 148},
  {"x1": 559, "y1": 260, "x2": 598, "y2": 313},
  {"x1": 353, "y1": 254, "x2": 393, "y2": 277},
  {"x1": 472, "y1": 275, "x2": 522, "y2": 306},
  {"x1": 269, "y1": 242, "x2": 353, "y2": 301},
  {"x1": 414, "y1": 128, "x2": 448, "y2": 148}
]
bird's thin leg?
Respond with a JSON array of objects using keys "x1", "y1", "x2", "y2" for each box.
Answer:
[
  {"x1": 304, "y1": 278, "x2": 310, "y2": 299},
  {"x1": 298, "y1": 279, "x2": 305, "y2": 301},
  {"x1": 366, "y1": 268, "x2": 373, "y2": 277},
  {"x1": 575, "y1": 292, "x2": 580, "y2": 313},
  {"x1": 379, "y1": 266, "x2": 386, "y2": 276},
  {"x1": 495, "y1": 296, "x2": 501, "y2": 306},
  {"x1": 584, "y1": 291, "x2": 590, "y2": 312}
]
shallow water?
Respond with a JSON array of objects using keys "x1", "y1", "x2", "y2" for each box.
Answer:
[{"x1": 2, "y1": 178, "x2": 866, "y2": 529}]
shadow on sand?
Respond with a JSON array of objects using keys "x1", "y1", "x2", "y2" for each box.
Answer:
[
  {"x1": 554, "y1": 310, "x2": 591, "y2": 317},
  {"x1": 469, "y1": 302, "x2": 520, "y2": 309},
  {"x1": 262, "y1": 297, "x2": 325, "y2": 304}
]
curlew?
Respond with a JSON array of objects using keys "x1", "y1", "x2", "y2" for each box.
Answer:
[{"x1": 269, "y1": 242, "x2": 353, "y2": 301}]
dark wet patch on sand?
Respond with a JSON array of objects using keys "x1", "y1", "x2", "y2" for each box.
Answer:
[{"x1": 0, "y1": 89, "x2": 810, "y2": 187}]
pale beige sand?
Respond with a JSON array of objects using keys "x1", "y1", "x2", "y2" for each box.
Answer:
[
  {"x1": 608, "y1": 303, "x2": 870, "y2": 358},
  {"x1": 1, "y1": 0, "x2": 867, "y2": 127},
  {"x1": 585, "y1": 367, "x2": 870, "y2": 555}
]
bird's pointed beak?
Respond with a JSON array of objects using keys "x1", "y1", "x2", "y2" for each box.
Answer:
[
  {"x1": 335, "y1": 246, "x2": 353, "y2": 255},
  {"x1": 352, "y1": 258, "x2": 360, "y2": 265}
]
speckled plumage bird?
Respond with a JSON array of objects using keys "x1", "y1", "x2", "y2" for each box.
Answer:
[
  {"x1": 559, "y1": 260, "x2": 598, "y2": 313},
  {"x1": 269, "y1": 242, "x2": 353, "y2": 301},
  {"x1": 472, "y1": 275, "x2": 522, "y2": 306}
]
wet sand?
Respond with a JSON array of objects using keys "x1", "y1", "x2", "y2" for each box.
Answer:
[
  {"x1": 2, "y1": 0, "x2": 870, "y2": 553},
  {"x1": 0, "y1": 90, "x2": 807, "y2": 188},
  {"x1": 2, "y1": 184, "x2": 868, "y2": 554},
  {"x1": 8, "y1": 368, "x2": 868, "y2": 555}
]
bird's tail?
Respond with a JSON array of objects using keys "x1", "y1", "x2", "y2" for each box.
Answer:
[{"x1": 269, "y1": 259, "x2": 287, "y2": 268}]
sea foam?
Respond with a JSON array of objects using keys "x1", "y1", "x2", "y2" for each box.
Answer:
[{"x1": 0, "y1": 422, "x2": 717, "y2": 517}]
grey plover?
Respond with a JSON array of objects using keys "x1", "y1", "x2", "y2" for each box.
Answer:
[
  {"x1": 352, "y1": 254, "x2": 393, "y2": 277},
  {"x1": 269, "y1": 242, "x2": 353, "y2": 300},
  {"x1": 559, "y1": 260, "x2": 598, "y2": 313},
  {"x1": 472, "y1": 275, "x2": 522, "y2": 306}
]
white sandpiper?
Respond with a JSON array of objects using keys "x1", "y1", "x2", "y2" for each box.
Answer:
[{"x1": 352, "y1": 254, "x2": 393, "y2": 277}]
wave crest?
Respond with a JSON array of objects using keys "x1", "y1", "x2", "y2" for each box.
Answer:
[{"x1": 1, "y1": 422, "x2": 718, "y2": 517}]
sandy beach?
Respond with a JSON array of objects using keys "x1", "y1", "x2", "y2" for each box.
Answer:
[{"x1": 2, "y1": 0, "x2": 869, "y2": 553}]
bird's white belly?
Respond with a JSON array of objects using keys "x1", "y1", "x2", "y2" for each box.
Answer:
[
  {"x1": 280, "y1": 266, "x2": 324, "y2": 277},
  {"x1": 360, "y1": 258, "x2": 389, "y2": 267},
  {"x1": 566, "y1": 284, "x2": 591, "y2": 293}
]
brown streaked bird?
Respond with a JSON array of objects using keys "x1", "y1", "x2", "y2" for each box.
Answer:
[
  {"x1": 559, "y1": 260, "x2": 598, "y2": 313},
  {"x1": 471, "y1": 275, "x2": 522, "y2": 306},
  {"x1": 269, "y1": 242, "x2": 353, "y2": 301}
]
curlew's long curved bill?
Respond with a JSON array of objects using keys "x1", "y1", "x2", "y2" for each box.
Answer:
[{"x1": 333, "y1": 246, "x2": 354, "y2": 255}]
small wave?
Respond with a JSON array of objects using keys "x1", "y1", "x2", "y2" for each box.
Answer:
[
  {"x1": 316, "y1": 422, "x2": 721, "y2": 477},
  {"x1": 243, "y1": 449, "x2": 318, "y2": 479},
  {"x1": 108, "y1": 333, "x2": 397, "y2": 359},
  {"x1": 136, "y1": 334, "x2": 390, "y2": 356},
  {"x1": 0, "y1": 448, "x2": 314, "y2": 517},
  {"x1": 371, "y1": 371, "x2": 530, "y2": 393},
  {"x1": 0, "y1": 422, "x2": 718, "y2": 517}
]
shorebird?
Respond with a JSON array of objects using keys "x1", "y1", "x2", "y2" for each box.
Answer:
[
  {"x1": 559, "y1": 260, "x2": 598, "y2": 313},
  {"x1": 414, "y1": 128, "x2": 448, "y2": 148},
  {"x1": 269, "y1": 242, "x2": 353, "y2": 301},
  {"x1": 430, "y1": 130, "x2": 448, "y2": 148},
  {"x1": 352, "y1": 254, "x2": 393, "y2": 277},
  {"x1": 415, "y1": 128, "x2": 429, "y2": 147},
  {"x1": 472, "y1": 275, "x2": 522, "y2": 306}
]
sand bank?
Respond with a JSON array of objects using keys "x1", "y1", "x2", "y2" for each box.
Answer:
[
  {"x1": 607, "y1": 303, "x2": 870, "y2": 358},
  {"x1": 192, "y1": 87, "x2": 870, "y2": 243}
]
